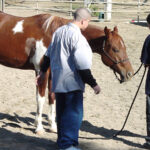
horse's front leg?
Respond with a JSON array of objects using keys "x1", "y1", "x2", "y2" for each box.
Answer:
[
  {"x1": 34, "y1": 70, "x2": 48, "y2": 134},
  {"x1": 48, "y1": 76, "x2": 57, "y2": 132}
]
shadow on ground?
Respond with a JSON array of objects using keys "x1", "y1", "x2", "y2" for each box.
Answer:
[
  {"x1": 0, "y1": 128, "x2": 108, "y2": 150},
  {"x1": 80, "y1": 120, "x2": 146, "y2": 149},
  {"x1": 0, "y1": 113, "x2": 108, "y2": 150},
  {"x1": 0, "y1": 113, "x2": 147, "y2": 149},
  {"x1": 0, "y1": 128, "x2": 56, "y2": 150}
]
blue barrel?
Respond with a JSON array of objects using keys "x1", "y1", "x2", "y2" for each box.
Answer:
[{"x1": 98, "y1": 12, "x2": 104, "y2": 22}]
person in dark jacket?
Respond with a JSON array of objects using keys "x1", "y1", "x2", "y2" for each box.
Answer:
[{"x1": 141, "y1": 13, "x2": 150, "y2": 149}]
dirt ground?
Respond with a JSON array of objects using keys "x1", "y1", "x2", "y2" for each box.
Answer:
[{"x1": 0, "y1": 2, "x2": 150, "y2": 150}]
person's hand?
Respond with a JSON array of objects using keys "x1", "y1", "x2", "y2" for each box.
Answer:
[
  {"x1": 36, "y1": 71, "x2": 46, "y2": 86},
  {"x1": 145, "y1": 64, "x2": 150, "y2": 68},
  {"x1": 93, "y1": 85, "x2": 101, "y2": 94}
]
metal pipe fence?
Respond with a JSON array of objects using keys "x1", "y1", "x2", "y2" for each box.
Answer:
[{"x1": 1, "y1": 0, "x2": 150, "y2": 22}]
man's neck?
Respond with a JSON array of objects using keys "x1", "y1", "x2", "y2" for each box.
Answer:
[{"x1": 72, "y1": 20, "x2": 81, "y2": 29}]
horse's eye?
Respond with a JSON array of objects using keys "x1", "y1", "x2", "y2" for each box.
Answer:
[{"x1": 113, "y1": 49, "x2": 119, "y2": 53}]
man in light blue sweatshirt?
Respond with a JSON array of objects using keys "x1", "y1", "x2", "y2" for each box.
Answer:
[{"x1": 37, "y1": 8, "x2": 100, "y2": 150}]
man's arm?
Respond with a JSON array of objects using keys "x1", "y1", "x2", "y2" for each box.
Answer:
[
  {"x1": 73, "y1": 34, "x2": 100, "y2": 94},
  {"x1": 78, "y1": 69, "x2": 100, "y2": 94},
  {"x1": 78, "y1": 69, "x2": 97, "y2": 87}
]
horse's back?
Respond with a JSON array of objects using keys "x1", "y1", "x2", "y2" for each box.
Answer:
[
  {"x1": 0, "y1": 13, "x2": 52, "y2": 69},
  {"x1": 0, "y1": 12, "x2": 71, "y2": 70}
]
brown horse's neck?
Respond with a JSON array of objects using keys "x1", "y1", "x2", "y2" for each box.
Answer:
[
  {"x1": 82, "y1": 25, "x2": 106, "y2": 54},
  {"x1": 88, "y1": 36, "x2": 106, "y2": 54}
]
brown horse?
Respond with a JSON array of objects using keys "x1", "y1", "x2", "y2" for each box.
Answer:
[{"x1": 0, "y1": 12, "x2": 134, "y2": 134}]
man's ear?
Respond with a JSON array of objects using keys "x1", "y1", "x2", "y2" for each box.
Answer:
[{"x1": 81, "y1": 20, "x2": 84, "y2": 25}]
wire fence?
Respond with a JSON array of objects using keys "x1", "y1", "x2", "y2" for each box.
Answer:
[{"x1": 0, "y1": 0, "x2": 150, "y2": 22}]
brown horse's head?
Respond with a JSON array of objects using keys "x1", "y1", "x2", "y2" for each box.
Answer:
[{"x1": 101, "y1": 26, "x2": 134, "y2": 83}]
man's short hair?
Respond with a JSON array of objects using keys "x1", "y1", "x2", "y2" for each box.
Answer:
[
  {"x1": 73, "y1": 8, "x2": 91, "y2": 21},
  {"x1": 146, "y1": 14, "x2": 150, "y2": 24}
]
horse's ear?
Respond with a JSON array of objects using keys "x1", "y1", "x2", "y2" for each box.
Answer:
[
  {"x1": 114, "y1": 26, "x2": 118, "y2": 33},
  {"x1": 104, "y1": 26, "x2": 110, "y2": 37}
]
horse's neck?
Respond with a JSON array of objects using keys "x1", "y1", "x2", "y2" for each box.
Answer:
[
  {"x1": 89, "y1": 36, "x2": 105, "y2": 54},
  {"x1": 82, "y1": 25, "x2": 105, "y2": 54}
]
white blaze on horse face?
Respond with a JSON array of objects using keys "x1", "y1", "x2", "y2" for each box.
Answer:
[
  {"x1": 30, "y1": 39, "x2": 47, "y2": 71},
  {"x1": 12, "y1": 20, "x2": 24, "y2": 34}
]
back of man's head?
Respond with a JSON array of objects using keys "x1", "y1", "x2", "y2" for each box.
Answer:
[{"x1": 73, "y1": 8, "x2": 91, "y2": 21}]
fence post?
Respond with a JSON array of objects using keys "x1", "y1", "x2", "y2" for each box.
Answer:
[
  {"x1": 104, "y1": 0, "x2": 112, "y2": 21},
  {"x1": 36, "y1": 0, "x2": 39, "y2": 14},
  {"x1": 137, "y1": 0, "x2": 141, "y2": 22},
  {"x1": 84, "y1": 0, "x2": 90, "y2": 7},
  {"x1": 70, "y1": 0, "x2": 72, "y2": 17},
  {"x1": 2, "y1": 0, "x2": 4, "y2": 12}
]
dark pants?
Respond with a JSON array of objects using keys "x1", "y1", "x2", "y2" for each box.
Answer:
[
  {"x1": 55, "y1": 90, "x2": 83, "y2": 149},
  {"x1": 146, "y1": 95, "x2": 150, "y2": 139}
]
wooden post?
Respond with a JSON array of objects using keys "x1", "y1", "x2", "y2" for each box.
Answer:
[
  {"x1": 2, "y1": 0, "x2": 4, "y2": 12},
  {"x1": 84, "y1": 0, "x2": 90, "y2": 7},
  {"x1": 104, "y1": 0, "x2": 112, "y2": 21},
  {"x1": 36, "y1": 0, "x2": 39, "y2": 14},
  {"x1": 137, "y1": 0, "x2": 140, "y2": 22},
  {"x1": 70, "y1": 0, "x2": 72, "y2": 17}
]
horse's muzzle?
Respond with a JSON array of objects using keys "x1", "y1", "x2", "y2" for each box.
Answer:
[{"x1": 120, "y1": 71, "x2": 133, "y2": 83}]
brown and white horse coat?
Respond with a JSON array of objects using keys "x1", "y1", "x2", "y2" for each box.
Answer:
[{"x1": 0, "y1": 12, "x2": 133, "y2": 134}]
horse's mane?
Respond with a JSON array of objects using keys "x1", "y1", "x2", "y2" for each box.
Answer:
[{"x1": 42, "y1": 15, "x2": 55, "y2": 32}]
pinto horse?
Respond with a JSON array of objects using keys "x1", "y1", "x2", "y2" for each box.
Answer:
[{"x1": 0, "y1": 12, "x2": 134, "y2": 134}]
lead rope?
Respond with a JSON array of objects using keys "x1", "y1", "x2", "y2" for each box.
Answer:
[
  {"x1": 114, "y1": 63, "x2": 144, "y2": 82},
  {"x1": 113, "y1": 65, "x2": 147, "y2": 138},
  {"x1": 133, "y1": 63, "x2": 143, "y2": 76}
]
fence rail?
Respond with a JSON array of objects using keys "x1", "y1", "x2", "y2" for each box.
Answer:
[{"x1": 1, "y1": 0, "x2": 150, "y2": 22}]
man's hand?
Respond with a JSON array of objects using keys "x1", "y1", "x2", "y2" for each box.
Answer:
[
  {"x1": 93, "y1": 85, "x2": 101, "y2": 94},
  {"x1": 36, "y1": 72, "x2": 46, "y2": 86}
]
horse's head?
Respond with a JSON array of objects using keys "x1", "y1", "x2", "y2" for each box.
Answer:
[{"x1": 101, "y1": 26, "x2": 134, "y2": 83}]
